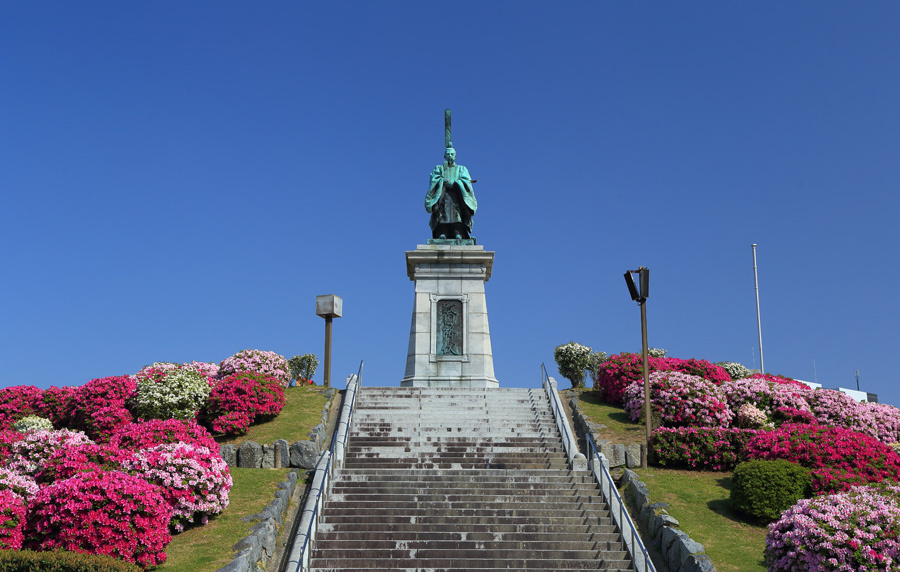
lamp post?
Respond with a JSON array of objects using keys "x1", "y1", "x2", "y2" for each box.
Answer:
[
  {"x1": 315, "y1": 295, "x2": 342, "y2": 388},
  {"x1": 624, "y1": 267, "x2": 650, "y2": 468}
]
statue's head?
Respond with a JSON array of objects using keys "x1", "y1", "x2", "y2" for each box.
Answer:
[{"x1": 444, "y1": 147, "x2": 456, "y2": 165}]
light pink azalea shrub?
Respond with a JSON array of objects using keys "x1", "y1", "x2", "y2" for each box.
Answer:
[
  {"x1": 623, "y1": 371, "x2": 733, "y2": 428},
  {"x1": 24, "y1": 470, "x2": 171, "y2": 569},
  {"x1": 123, "y1": 442, "x2": 232, "y2": 532},
  {"x1": 745, "y1": 423, "x2": 900, "y2": 494},
  {"x1": 0, "y1": 386, "x2": 43, "y2": 430},
  {"x1": 868, "y1": 402, "x2": 900, "y2": 444},
  {"x1": 0, "y1": 489, "x2": 26, "y2": 550},
  {"x1": 218, "y1": 349, "x2": 291, "y2": 388},
  {"x1": 204, "y1": 372, "x2": 286, "y2": 436},
  {"x1": 766, "y1": 482, "x2": 900, "y2": 571},
  {"x1": 807, "y1": 388, "x2": 878, "y2": 439},
  {"x1": 746, "y1": 372, "x2": 810, "y2": 390},
  {"x1": 186, "y1": 361, "x2": 220, "y2": 385},
  {"x1": 736, "y1": 403, "x2": 768, "y2": 429},
  {"x1": 5, "y1": 429, "x2": 93, "y2": 477},
  {"x1": 111, "y1": 419, "x2": 219, "y2": 453},
  {"x1": 720, "y1": 377, "x2": 811, "y2": 426},
  {"x1": 0, "y1": 467, "x2": 39, "y2": 500},
  {"x1": 35, "y1": 443, "x2": 138, "y2": 485}
]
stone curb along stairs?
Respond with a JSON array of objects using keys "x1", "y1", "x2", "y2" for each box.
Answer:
[{"x1": 297, "y1": 384, "x2": 650, "y2": 571}]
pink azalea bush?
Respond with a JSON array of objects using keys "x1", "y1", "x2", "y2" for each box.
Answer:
[
  {"x1": 24, "y1": 470, "x2": 172, "y2": 569},
  {"x1": 766, "y1": 482, "x2": 900, "y2": 571},
  {"x1": 5, "y1": 429, "x2": 93, "y2": 477},
  {"x1": 0, "y1": 467, "x2": 39, "y2": 500},
  {"x1": 35, "y1": 443, "x2": 138, "y2": 485},
  {"x1": 0, "y1": 431, "x2": 22, "y2": 464},
  {"x1": 720, "y1": 376, "x2": 812, "y2": 425},
  {"x1": 746, "y1": 372, "x2": 810, "y2": 390},
  {"x1": 0, "y1": 385, "x2": 43, "y2": 429},
  {"x1": 218, "y1": 349, "x2": 291, "y2": 388},
  {"x1": 650, "y1": 427, "x2": 762, "y2": 470},
  {"x1": 123, "y1": 442, "x2": 232, "y2": 532},
  {"x1": 745, "y1": 423, "x2": 900, "y2": 494},
  {"x1": 185, "y1": 361, "x2": 220, "y2": 384},
  {"x1": 0, "y1": 489, "x2": 26, "y2": 550},
  {"x1": 736, "y1": 403, "x2": 769, "y2": 429},
  {"x1": 869, "y1": 402, "x2": 900, "y2": 444},
  {"x1": 69, "y1": 376, "x2": 136, "y2": 441},
  {"x1": 807, "y1": 388, "x2": 876, "y2": 437},
  {"x1": 595, "y1": 353, "x2": 730, "y2": 405},
  {"x1": 35, "y1": 385, "x2": 77, "y2": 428},
  {"x1": 111, "y1": 418, "x2": 219, "y2": 453},
  {"x1": 204, "y1": 372, "x2": 286, "y2": 436},
  {"x1": 623, "y1": 371, "x2": 733, "y2": 428}
]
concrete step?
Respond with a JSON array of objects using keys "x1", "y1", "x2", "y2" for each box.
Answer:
[{"x1": 309, "y1": 556, "x2": 631, "y2": 571}]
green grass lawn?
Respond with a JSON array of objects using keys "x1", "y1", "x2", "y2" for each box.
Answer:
[
  {"x1": 571, "y1": 389, "x2": 645, "y2": 444},
  {"x1": 158, "y1": 468, "x2": 299, "y2": 572},
  {"x1": 634, "y1": 468, "x2": 768, "y2": 572},
  {"x1": 216, "y1": 384, "x2": 332, "y2": 446}
]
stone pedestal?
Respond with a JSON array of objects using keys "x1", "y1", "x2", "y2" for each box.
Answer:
[{"x1": 402, "y1": 244, "x2": 498, "y2": 387}]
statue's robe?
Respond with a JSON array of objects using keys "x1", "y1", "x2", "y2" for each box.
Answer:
[{"x1": 425, "y1": 162, "x2": 477, "y2": 238}]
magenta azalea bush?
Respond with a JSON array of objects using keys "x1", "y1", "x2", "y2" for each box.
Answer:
[
  {"x1": 650, "y1": 427, "x2": 762, "y2": 470},
  {"x1": 623, "y1": 371, "x2": 733, "y2": 428},
  {"x1": 218, "y1": 349, "x2": 291, "y2": 388},
  {"x1": 0, "y1": 467, "x2": 39, "y2": 500},
  {"x1": 595, "y1": 353, "x2": 730, "y2": 405},
  {"x1": 69, "y1": 376, "x2": 136, "y2": 441},
  {"x1": 745, "y1": 424, "x2": 900, "y2": 494},
  {"x1": 0, "y1": 386, "x2": 43, "y2": 430},
  {"x1": 123, "y1": 442, "x2": 231, "y2": 532},
  {"x1": 24, "y1": 470, "x2": 171, "y2": 569},
  {"x1": 35, "y1": 385, "x2": 77, "y2": 428},
  {"x1": 35, "y1": 443, "x2": 138, "y2": 485},
  {"x1": 6, "y1": 429, "x2": 93, "y2": 477},
  {"x1": 766, "y1": 482, "x2": 900, "y2": 571},
  {"x1": 111, "y1": 419, "x2": 219, "y2": 453},
  {"x1": 0, "y1": 489, "x2": 26, "y2": 550},
  {"x1": 204, "y1": 372, "x2": 286, "y2": 436}
]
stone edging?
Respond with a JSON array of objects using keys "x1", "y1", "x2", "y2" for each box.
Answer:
[
  {"x1": 621, "y1": 469, "x2": 716, "y2": 572},
  {"x1": 215, "y1": 469, "x2": 300, "y2": 572}
]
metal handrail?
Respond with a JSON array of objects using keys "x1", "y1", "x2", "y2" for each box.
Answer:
[
  {"x1": 586, "y1": 430, "x2": 656, "y2": 572},
  {"x1": 541, "y1": 363, "x2": 654, "y2": 572},
  {"x1": 540, "y1": 363, "x2": 582, "y2": 467},
  {"x1": 289, "y1": 360, "x2": 363, "y2": 572}
]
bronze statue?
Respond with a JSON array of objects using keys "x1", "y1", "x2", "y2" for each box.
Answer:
[{"x1": 425, "y1": 110, "x2": 477, "y2": 240}]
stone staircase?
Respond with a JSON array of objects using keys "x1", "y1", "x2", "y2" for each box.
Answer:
[{"x1": 307, "y1": 387, "x2": 634, "y2": 571}]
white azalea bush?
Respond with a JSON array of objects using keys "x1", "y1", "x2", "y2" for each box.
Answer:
[
  {"x1": 134, "y1": 366, "x2": 211, "y2": 420},
  {"x1": 12, "y1": 415, "x2": 53, "y2": 432},
  {"x1": 719, "y1": 361, "x2": 751, "y2": 380},
  {"x1": 553, "y1": 342, "x2": 593, "y2": 388}
]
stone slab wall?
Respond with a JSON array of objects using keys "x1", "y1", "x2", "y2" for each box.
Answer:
[{"x1": 567, "y1": 392, "x2": 643, "y2": 468}]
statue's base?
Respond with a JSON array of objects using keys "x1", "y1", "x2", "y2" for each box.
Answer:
[
  {"x1": 401, "y1": 243, "x2": 498, "y2": 388},
  {"x1": 427, "y1": 237, "x2": 476, "y2": 246}
]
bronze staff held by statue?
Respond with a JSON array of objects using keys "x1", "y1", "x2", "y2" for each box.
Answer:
[{"x1": 425, "y1": 109, "x2": 478, "y2": 240}]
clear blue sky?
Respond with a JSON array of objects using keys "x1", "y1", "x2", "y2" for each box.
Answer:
[{"x1": 3, "y1": 3, "x2": 899, "y2": 404}]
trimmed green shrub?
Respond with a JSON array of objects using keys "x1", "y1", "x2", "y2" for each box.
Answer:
[
  {"x1": 0, "y1": 549, "x2": 140, "y2": 572},
  {"x1": 731, "y1": 459, "x2": 813, "y2": 521}
]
